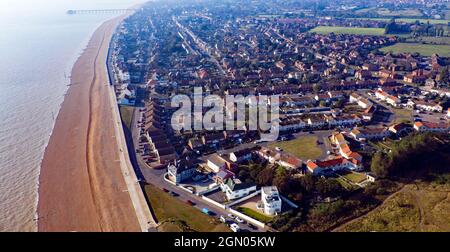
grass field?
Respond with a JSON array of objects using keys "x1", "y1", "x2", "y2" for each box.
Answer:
[
  {"x1": 348, "y1": 17, "x2": 450, "y2": 25},
  {"x1": 237, "y1": 207, "x2": 273, "y2": 223},
  {"x1": 338, "y1": 181, "x2": 450, "y2": 232},
  {"x1": 380, "y1": 43, "x2": 450, "y2": 57},
  {"x1": 392, "y1": 108, "x2": 413, "y2": 123},
  {"x1": 336, "y1": 177, "x2": 358, "y2": 191},
  {"x1": 406, "y1": 36, "x2": 450, "y2": 45},
  {"x1": 343, "y1": 172, "x2": 367, "y2": 184},
  {"x1": 119, "y1": 105, "x2": 134, "y2": 129},
  {"x1": 144, "y1": 184, "x2": 230, "y2": 232},
  {"x1": 355, "y1": 7, "x2": 423, "y2": 17},
  {"x1": 309, "y1": 26, "x2": 386, "y2": 36},
  {"x1": 269, "y1": 136, "x2": 323, "y2": 160}
]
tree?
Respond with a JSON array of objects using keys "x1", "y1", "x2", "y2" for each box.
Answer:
[
  {"x1": 439, "y1": 66, "x2": 449, "y2": 84},
  {"x1": 313, "y1": 83, "x2": 322, "y2": 93}
]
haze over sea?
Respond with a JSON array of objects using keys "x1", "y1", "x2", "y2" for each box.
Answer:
[{"x1": 0, "y1": 0, "x2": 144, "y2": 231}]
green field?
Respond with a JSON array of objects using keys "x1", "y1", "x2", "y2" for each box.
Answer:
[
  {"x1": 309, "y1": 26, "x2": 386, "y2": 36},
  {"x1": 338, "y1": 181, "x2": 450, "y2": 232},
  {"x1": 237, "y1": 207, "x2": 273, "y2": 223},
  {"x1": 144, "y1": 184, "x2": 230, "y2": 232},
  {"x1": 343, "y1": 172, "x2": 367, "y2": 184},
  {"x1": 355, "y1": 7, "x2": 423, "y2": 17},
  {"x1": 380, "y1": 43, "x2": 450, "y2": 57},
  {"x1": 269, "y1": 136, "x2": 323, "y2": 160},
  {"x1": 392, "y1": 108, "x2": 413, "y2": 123},
  {"x1": 348, "y1": 17, "x2": 449, "y2": 25}
]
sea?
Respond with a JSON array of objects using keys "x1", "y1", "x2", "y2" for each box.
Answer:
[{"x1": 0, "y1": 0, "x2": 145, "y2": 232}]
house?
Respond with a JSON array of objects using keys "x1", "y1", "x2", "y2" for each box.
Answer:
[
  {"x1": 188, "y1": 138, "x2": 203, "y2": 151},
  {"x1": 261, "y1": 186, "x2": 282, "y2": 216},
  {"x1": 306, "y1": 157, "x2": 361, "y2": 175},
  {"x1": 229, "y1": 148, "x2": 253, "y2": 163},
  {"x1": 350, "y1": 127, "x2": 391, "y2": 141},
  {"x1": 389, "y1": 122, "x2": 412, "y2": 135},
  {"x1": 413, "y1": 121, "x2": 450, "y2": 133},
  {"x1": 414, "y1": 100, "x2": 443, "y2": 113},
  {"x1": 278, "y1": 154, "x2": 303, "y2": 170},
  {"x1": 167, "y1": 158, "x2": 197, "y2": 184},
  {"x1": 362, "y1": 63, "x2": 379, "y2": 71},
  {"x1": 207, "y1": 154, "x2": 228, "y2": 173},
  {"x1": 256, "y1": 147, "x2": 302, "y2": 170},
  {"x1": 213, "y1": 169, "x2": 234, "y2": 184},
  {"x1": 307, "y1": 115, "x2": 327, "y2": 128},
  {"x1": 330, "y1": 132, "x2": 348, "y2": 146},
  {"x1": 386, "y1": 95, "x2": 401, "y2": 107},
  {"x1": 221, "y1": 178, "x2": 257, "y2": 200},
  {"x1": 355, "y1": 69, "x2": 372, "y2": 80},
  {"x1": 349, "y1": 93, "x2": 372, "y2": 109},
  {"x1": 202, "y1": 132, "x2": 226, "y2": 147},
  {"x1": 366, "y1": 173, "x2": 377, "y2": 182},
  {"x1": 325, "y1": 114, "x2": 361, "y2": 127}
]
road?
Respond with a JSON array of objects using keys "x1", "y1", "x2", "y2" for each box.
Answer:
[{"x1": 128, "y1": 108, "x2": 267, "y2": 232}]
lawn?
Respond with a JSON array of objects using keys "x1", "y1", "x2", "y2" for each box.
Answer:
[
  {"x1": 309, "y1": 26, "x2": 386, "y2": 36},
  {"x1": 269, "y1": 136, "x2": 323, "y2": 160},
  {"x1": 338, "y1": 181, "x2": 450, "y2": 232},
  {"x1": 236, "y1": 207, "x2": 273, "y2": 223},
  {"x1": 392, "y1": 108, "x2": 413, "y2": 123},
  {"x1": 144, "y1": 184, "x2": 230, "y2": 232},
  {"x1": 380, "y1": 43, "x2": 450, "y2": 57},
  {"x1": 119, "y1": 105, "x2": 134, "y2": 130},
  {"x1": 343, "y1": 172, "x2": 367, "y2": 184},
  {"x1": 336, "y1": 177, "x2": 358, "y2": 191},
  {"x1": 348, "y1": 17, "x2": 450, "y2": 25},
  {"x1": 376, "y1": 8, "x2": 423, "y2": 17}
]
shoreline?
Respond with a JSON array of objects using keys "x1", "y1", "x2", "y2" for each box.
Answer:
[
  {"x1": 37, "y1": 14, "x2": 142, "y2": 232},
  {"x1": 31, "y1": 19, "x2": 118, "y2": 233}
]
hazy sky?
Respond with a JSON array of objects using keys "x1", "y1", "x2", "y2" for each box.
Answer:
[{"x1": 0, "y1": 0, "x2": 147, "y2": 17}]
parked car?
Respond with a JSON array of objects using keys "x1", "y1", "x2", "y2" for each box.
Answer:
[
  {"x1": 202, "y1": 208, "x2": 211, "y2": 215},
  {"x1": 235, "y1": 217, "x2": 245, "y2": 223},
  {"x1": 248, "y1": 223, "x2": 257, "y2": 230},
  {"x1": 230, "y1": 223, "x2": 240, "y2": 232},
  {"x1": 162, "y1": 188, "x2": 169, "y2": 193},
  {"x1": 227, "y1": 214, "x2": 236, "y2": 219},
  {"x1": 186, "y1": 200, "x2": 195, "y2": 206},
  {"x1": 169, "y1": 191, "x2": 179, "y2": 197},
  {"x1": 219, "y1": 216, "x2": 226, "y2": 223}
]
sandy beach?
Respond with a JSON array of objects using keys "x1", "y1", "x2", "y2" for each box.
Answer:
[{"x1": 37, "y1": 15, "x2": 141, "y2": 232}]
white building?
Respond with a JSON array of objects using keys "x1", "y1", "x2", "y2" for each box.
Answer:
[
  {"x1": 221, "y1": 178, "x2": 257, "y2": 200},
  {"x1": 261, "y1": 186, "x2": 282, "y2": 216}
]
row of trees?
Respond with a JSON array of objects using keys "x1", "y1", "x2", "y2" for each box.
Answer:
[{"x1": 238, "y1": 163, "x2": 344, "y2": 202}]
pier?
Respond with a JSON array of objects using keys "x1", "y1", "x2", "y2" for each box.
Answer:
[{"x1": 66, "y1": 9, "x2": 136, "y2": 15}]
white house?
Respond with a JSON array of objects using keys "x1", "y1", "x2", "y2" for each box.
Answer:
[
  {"x1": 261, "y1": 186, "x2": 282, "y2": 216},
  {"x1": 221, "y1": 178, "x2": 257, "y2": 200}
]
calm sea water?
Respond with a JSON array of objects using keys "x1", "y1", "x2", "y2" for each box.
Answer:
[{"x1": 0, "y1": 0, "x2": 145, "y2": 232}]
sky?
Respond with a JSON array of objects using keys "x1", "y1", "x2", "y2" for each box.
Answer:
[{"x1": 0, "y1": 0, "x2": 147, "y2": 17}]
